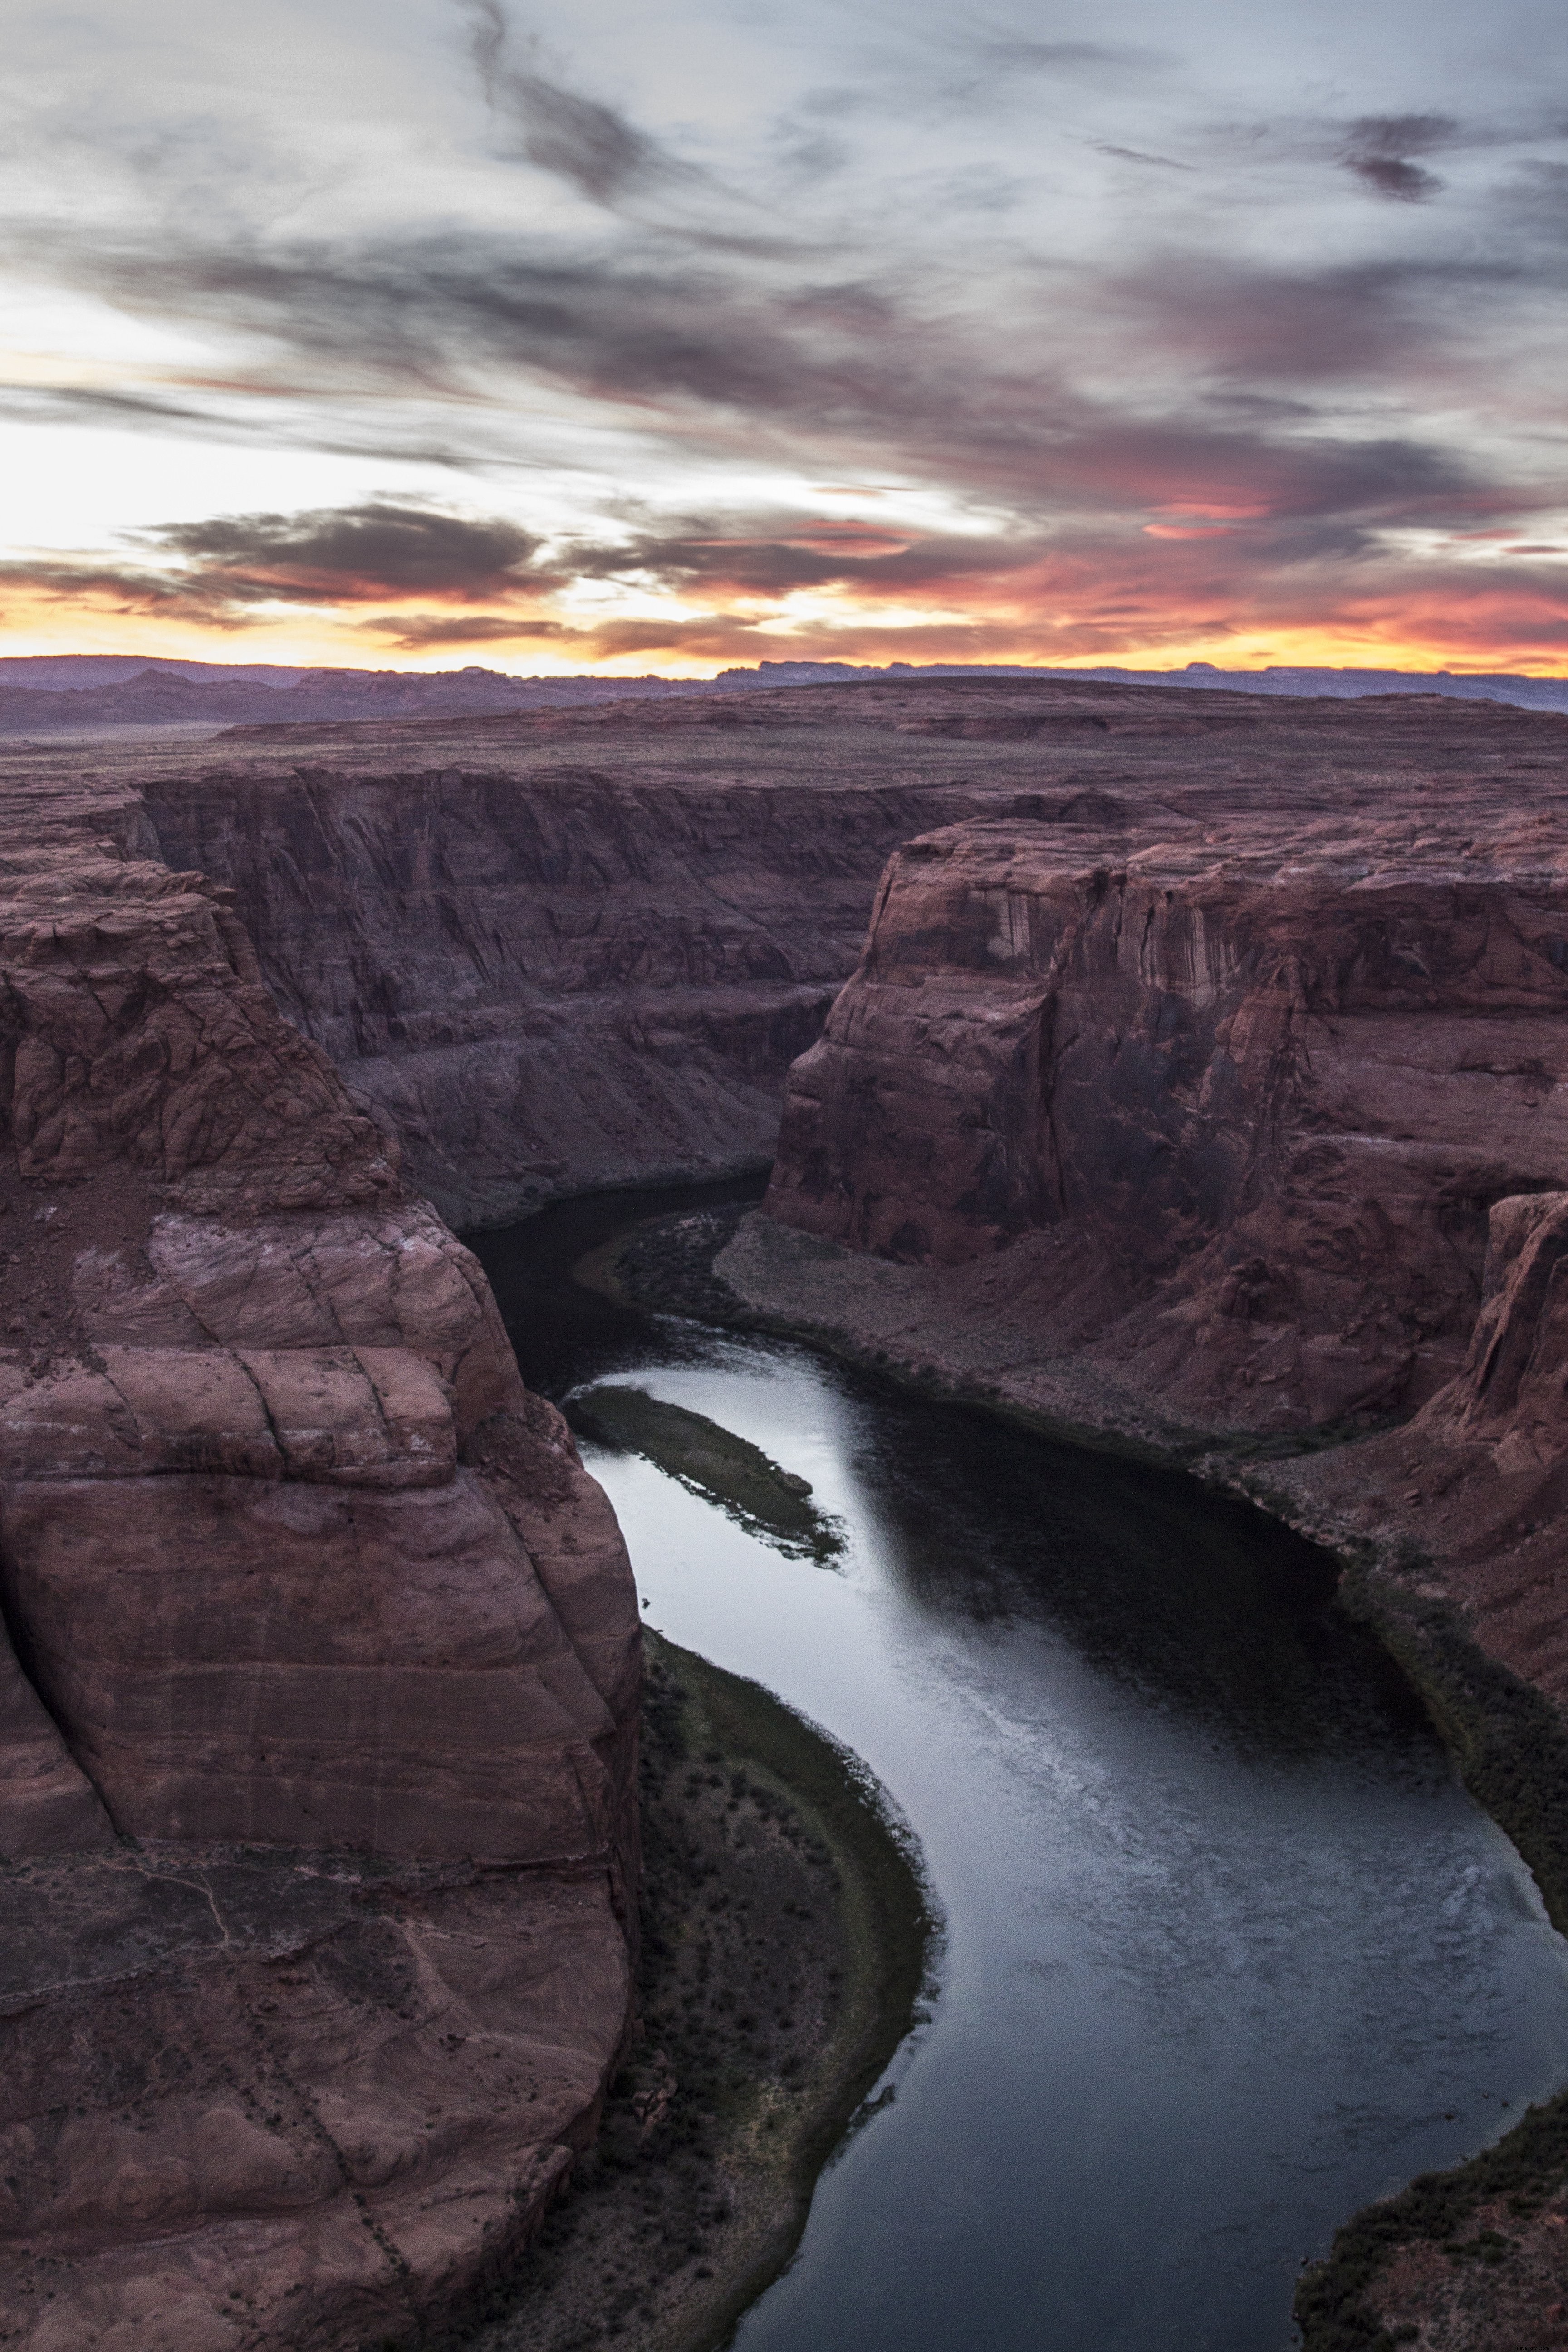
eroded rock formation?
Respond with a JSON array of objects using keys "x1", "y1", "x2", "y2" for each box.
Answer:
[
  {"x1": 741, "y1": 683, "x2": 1568, "y2": 1710},
  {"x1": 4, "y1": 674, "x2": 1559, "y2": 1231},
  {"x1": 0, "y1": 777, "x2": 639, "y2": 2349},
  {"x1": 132, "y1": 732, "x2": 995, "y2": 1227},
  {"x1": 764, "y1": 813, "x2": 1568, "y2": 1430}
]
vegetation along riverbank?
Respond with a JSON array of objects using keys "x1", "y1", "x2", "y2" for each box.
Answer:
[{"x1": 439, "y1": 1630, "x2": 934, "y2": 2352}]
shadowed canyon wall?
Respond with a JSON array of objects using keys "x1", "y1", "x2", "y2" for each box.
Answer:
[{"x1": 135, "y1": 709, "x2": 1031, "y2": 1228}]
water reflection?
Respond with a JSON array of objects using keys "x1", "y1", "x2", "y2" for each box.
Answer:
[
  {"x1": 470, "y1": 1184, "x2": 1568, "y2": 2352},
  {"x1": 849, "y1": 1401, "x2": 1430, "y2": 1769}
]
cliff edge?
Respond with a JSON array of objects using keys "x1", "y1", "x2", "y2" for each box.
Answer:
[
  {"x1": 0, "y1": 775, "x2": 641, "y2": 2351},
  {"x1": 753, "y1": 773, "x2": 1568, "y2": 1707}
]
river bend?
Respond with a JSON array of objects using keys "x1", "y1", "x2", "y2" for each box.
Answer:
[{"x1": 472, "y1": 1186, "x2": 1568, "y2": 2352}]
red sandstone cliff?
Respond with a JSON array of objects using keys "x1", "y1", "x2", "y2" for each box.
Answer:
[
  {"x1": 747, "y1": 723, "x2": 1568, "y2": 1714},
  {"x1": 133, "y1": 722, "x2": 994, "y2": 1227},
  {"x1": 8, "y1": 677, "x2": 1561, "y2": 1235},
  {"x1": 764, "y1": 812, "x2": 1568, "y2": 1431},
  {"x1": 120, "y1": 679, "x2": 1568, "y2": 1233},
  {"x1": 0, "y1": 779, "x2": 640, "y2": 2349}
]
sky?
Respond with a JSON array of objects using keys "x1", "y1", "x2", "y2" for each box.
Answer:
[{"x1": 3, "y1": 0, "x2": 1567, "y2": 676}]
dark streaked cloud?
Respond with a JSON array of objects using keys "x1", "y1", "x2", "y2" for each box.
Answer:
[
  {"x1": 151, "y1": 501, "x2": 550, "y2": 601},
  {"x1": 974, "y1": 39, "x2": 1137, "y2": 70},
  {"x1": 358, "y1": 611, "x2": 568, "y2": 646},
  {"x1": 1095, "y1": 143, "x2": 1195, "y2": 171},
  {"x1": 0, "y1": 500, "x2": 559, "y2": 624},
  {"x1": 464, "y1": 0, "x2": 687, "y2": 205},
  {"x1": 3, "y1": 0, "x2": 1565, "y2": 673},
  {"x1": 1340, "y1": 113, "x2": 1457, "y2": 201},
  {"x1": 20, "y1": 218, "x2": 1525, "y2": 527}
]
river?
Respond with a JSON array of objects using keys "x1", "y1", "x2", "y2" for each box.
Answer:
[{"x1": 470, "y1": 1181, "x2": 1568, "y2": 2352}]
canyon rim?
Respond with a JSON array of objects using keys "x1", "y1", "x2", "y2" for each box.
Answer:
[{"x1": 5, "y1": 672, "x2": 1568, "y2": 2345}]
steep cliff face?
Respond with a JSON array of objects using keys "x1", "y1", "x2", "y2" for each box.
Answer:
[
  {"x1": 766, "y1": 815, "x2": 1568, "y2": 1431},
  {"x1": 0, "y1": 781, "x2": 640, "y2": 2348},
  {"x1": 1286, "y1": 1185, "x2": 1568, "y2": 1705},
  {"x1": 748, "y1": 732, "x2": 1568, "y2": 1714},
  {"x1": 71, "y1": 678, "x2": 1553, "y2": 1229},
  {"x1": 0, "y1": 676, "x2": 1551, "y2": 1230},
  {"x1": 137, "y1": 743, "x2": 998, "y2": 1226}
]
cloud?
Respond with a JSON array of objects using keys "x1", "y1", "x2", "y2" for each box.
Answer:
[
  {"x1": 463, "y1": 0, "x2": 696, "y2": 206},
  {"x1": 1341, "y1": 113, "x2": 1457, "y2": 202},
  {"x1": 572, "y1": 516, "x2": 1017, "y2": 596},
  {"x1": 1107, "y1": 253, "x2": 1490, "y2": 390},
  {"x1": 5, "y1": 505, "x2": 1566, "y2": 673},
  {"x1": 3, "y1": 8, "x2": 1564, "y2": 678},
  {"x1": 1094, "y1": 144, "x2": 1195, "y2": 172},
  {"x1": 0, "y1": 499, "x2": 560, "y2": 626},
  {"x1": 0, "y1": 557, "x2": 209, "y2": 621},
  {"x1": 150, "y1": 500, "x2": 550, "y2": 602},
  {"x1": 29, "y1": 215, "x2": 1526, "y2": 545},
  {"x1": 975, "y1": 39, "x2": 1136, "y2": 71},
  {"x1": 356, "y1": 610, "x2": 568, "y2": 647}
]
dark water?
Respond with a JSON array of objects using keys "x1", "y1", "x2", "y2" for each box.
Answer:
[{"x1": 471, "y1": 1183, "x2": 1568, "y2": 2352}]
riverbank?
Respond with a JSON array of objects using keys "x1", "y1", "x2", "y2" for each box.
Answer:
[
  {"x1": 597, "y1": 1201, "x2": 1568, "y2": 2352},
  {"x1": 445, "y1": 1628, "x2": 933, "y2": 2352}
]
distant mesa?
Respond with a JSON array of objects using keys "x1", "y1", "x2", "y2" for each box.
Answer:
[{"x1": 0, "y1": 651, "x2": 1564, "y2": 735}]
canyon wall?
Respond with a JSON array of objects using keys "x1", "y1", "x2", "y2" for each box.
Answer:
[
  {"x1": 135, "y1": 718, "x2": 1012, "y2": 1227},
  {"x1": 109, "y1": 679, "x2": 1568, "y2": 1230},
  {"x1": 764, "y1": 815, "x2": 1568, "y2": 1430},
  {"x1": 6, "y1": 676, "x2": 1568, "y2": 2341},
  {"x1": 746, "y1": 698, "x2": 1568, "y2": 1710},
  {"x1": 0, "y1": 774, "x2": 640, "y2": 2350},
  {"x1": 8, "y1": 679, "x2": 1568, "y2": 2349}
]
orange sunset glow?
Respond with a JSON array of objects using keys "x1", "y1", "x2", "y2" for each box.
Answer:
[{"x1": 3, "y1": 0, "x2": 1566, "y2": 681}]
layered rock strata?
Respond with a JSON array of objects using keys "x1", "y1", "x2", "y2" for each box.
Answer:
[
  {"x1": 7, "y1": 675, "x2": 1568, "y2": 2343},
  {"x1": 752, "y1": 780, "x2": 1568, "y2": 1710},
  {"x1": 12, "y1": 673, "x2": 1561, "y2": 1229},
  {"x1": 132, "y1": 743, "x2": 992, "y2": 1227},
  {"x1": 0, "y1": 784, "x2": 640, "y2": 2349}
]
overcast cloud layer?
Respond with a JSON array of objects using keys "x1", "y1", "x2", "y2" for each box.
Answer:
[{"x1": 3, "y1": 0, "x2": 1566, "y2": 671}]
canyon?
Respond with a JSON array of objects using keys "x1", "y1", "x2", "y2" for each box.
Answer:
[
  {"x1": 742, "y1": 685, "x2": 1568, "y2": 1718},
  {"x1": 6, "y1": 671, "x2": 1568, "y2": 2347}
]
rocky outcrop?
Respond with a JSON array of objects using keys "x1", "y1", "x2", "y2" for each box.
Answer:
[
  {"x1": 764, "y1": 813, "x2": 1568, "y2": 1431},
  {"x1": 747, "y1": 728, "x2": 1568, "y2": 1712},
  {"x1": 0, "y1": 780, "x2": 640, "y2": 2348}
]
